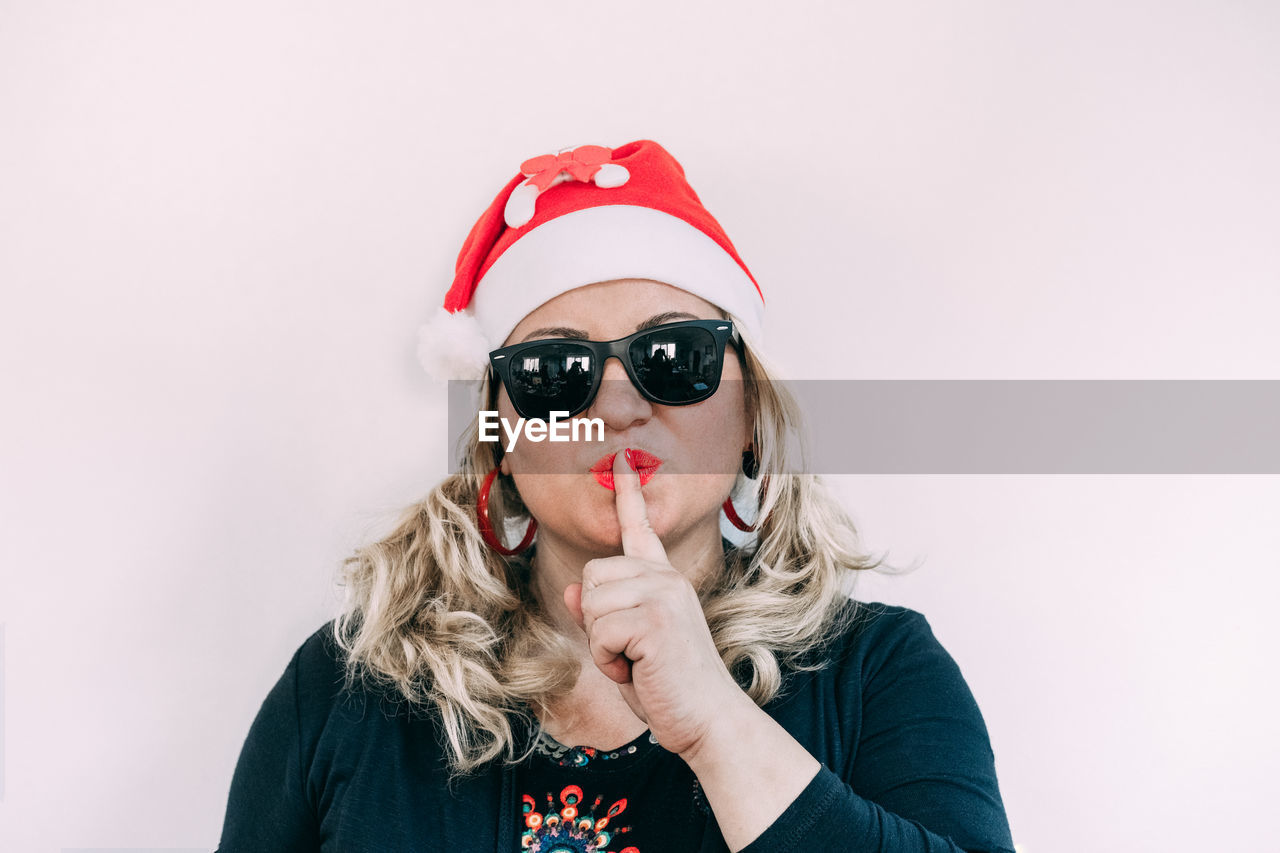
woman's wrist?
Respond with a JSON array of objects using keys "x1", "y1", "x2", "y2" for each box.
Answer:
[
  {"x1": 679, "y1": 690, "x2": 822, "y2": 851},
  {"x1": 677, "y1": 687, "x2": 758, "y2": 769}
]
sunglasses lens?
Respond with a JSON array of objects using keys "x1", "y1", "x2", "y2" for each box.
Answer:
[
  {"x1": 505, "y1": 342, "x2": 596, "y2": 420},
  {"x1": 628, "y1": 325, "x2": 722, "y2": 404}
]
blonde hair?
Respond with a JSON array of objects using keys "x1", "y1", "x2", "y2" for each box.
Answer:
[{"x1": 332, "y1": 325, "x2": 896, "y2": 775}]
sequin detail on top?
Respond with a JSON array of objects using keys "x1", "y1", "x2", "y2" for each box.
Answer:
[
  {"x1": 533, "y1": 729, "x2": 650, "y2": 768},
  {"x1": 522, "y1": 786, "x2": 639, "y2": 853}
]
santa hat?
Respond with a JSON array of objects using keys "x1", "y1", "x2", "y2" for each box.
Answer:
[{"x1": 416, "y1": 139, "x2": 765, "y2": 381}]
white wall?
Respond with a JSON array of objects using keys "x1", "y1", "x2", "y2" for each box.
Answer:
[{"x1": 2, "y1": 2, "x2": 1277, "y2": 850}]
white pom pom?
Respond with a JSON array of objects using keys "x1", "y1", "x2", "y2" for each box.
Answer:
[
  {"x1": 593, "y1": 163, "x2": 629, "y2": 188},
  {"x1": 416, "y1": 307, "x2": 492, "y2": 382},
  {"x1": 503, "y1": 181, "x2": 541, "y2": 228}
]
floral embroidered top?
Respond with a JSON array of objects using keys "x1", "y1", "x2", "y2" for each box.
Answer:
[{"x1": 517, "y1": 728, "x2": 705, "y2": 853}]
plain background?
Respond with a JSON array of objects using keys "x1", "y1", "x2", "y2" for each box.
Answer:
[{"x1": 2, "y1": 2, "x2": 1278, "y2": 850}]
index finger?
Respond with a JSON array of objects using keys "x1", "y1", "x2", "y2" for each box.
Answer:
[{"x1": 613, "y1": 448, "x2": 668, "y2": 564}]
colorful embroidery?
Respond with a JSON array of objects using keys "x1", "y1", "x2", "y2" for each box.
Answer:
[{"x1": 521, "y1": 785, "x2": 639, "y2": 853}]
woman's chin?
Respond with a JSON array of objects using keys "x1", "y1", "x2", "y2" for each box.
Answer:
[{"x1": 540, "y1": 500, "x2": 668, "y2": 553}]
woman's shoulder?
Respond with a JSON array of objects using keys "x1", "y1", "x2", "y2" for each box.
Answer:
[
  {"x1": 272, "y1": 619, "x2": 438, "y2": 749},
  {"x1": 793, "y1": 599, "x2": 963, "y2": 693},
  {"x1": 771, "y1": 599, "x2": 992, "y2": 757},
  {"x1": 288, "y1": 619, "x2": 448, "y2": 718},
  {"x1": 829, "y1": 599, "x2": 940, "y2": 657},
  {"x1": 279, "y1": 619, "x2": 344, "y2": 692},
  {"x1": 293, "y1": 618, "x2": 344, "y2": 671},
  {"x1": 274, "y1": 619, "x2": 399, "y2": 726},
  {"x1": 269, "y1": 620, "x2": 354, "y2": 722},
  {"x1": 828, "y1": 600, "x2": 985, "y2": 721}
]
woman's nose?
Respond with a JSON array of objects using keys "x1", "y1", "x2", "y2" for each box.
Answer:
[{"x1": 587, "y1": 356, "x2": 652, "y2": 430}]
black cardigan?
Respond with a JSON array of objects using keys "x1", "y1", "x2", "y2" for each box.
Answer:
[{"x1": 217, "y1": 601, "x2": 1015, "y2": 852}]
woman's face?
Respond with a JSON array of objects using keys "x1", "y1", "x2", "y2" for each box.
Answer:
[{"x1": 495, "y1": 279, "x2": 751, "y2": 555}]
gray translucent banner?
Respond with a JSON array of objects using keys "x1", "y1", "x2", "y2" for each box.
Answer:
[{"x1": 448, "y1": 380, "x2": 1280, "y2": 474}]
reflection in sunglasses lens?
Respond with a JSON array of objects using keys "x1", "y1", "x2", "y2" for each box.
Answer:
[
  {"x1": 630, "y1": 327, "x2": 719, "y2": 403},
  {"x1": 508, "y1": 342, "x2": 595, "y2": 420}
]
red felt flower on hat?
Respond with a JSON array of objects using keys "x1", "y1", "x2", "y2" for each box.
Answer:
[
  {"x1": 503, "y1": 144, "x2": 630, "y2": 228},
  {"x1": 520, "y1": 144, "x2": 614, "y2": 191}
]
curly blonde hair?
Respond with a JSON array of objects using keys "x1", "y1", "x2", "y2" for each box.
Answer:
[{"x1": 332, "y1": 321, "x2": 895, "y2": 775}]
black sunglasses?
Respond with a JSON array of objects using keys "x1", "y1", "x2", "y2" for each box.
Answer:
[{"x1": 489, "y1": 319, "x2": 739, "y2": 421}]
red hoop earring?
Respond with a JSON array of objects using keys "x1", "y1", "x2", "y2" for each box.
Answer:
[
  {"x1": 477, "y1": 466, "x2": 537, "y2": 556},
  {"x1": 723, "y1": 476, "x2": 769, "y2": 533}
]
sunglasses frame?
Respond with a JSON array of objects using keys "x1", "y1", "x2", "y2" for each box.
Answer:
[{"x1": 488, "y1": 318, "x2": 739, "y2": 420}]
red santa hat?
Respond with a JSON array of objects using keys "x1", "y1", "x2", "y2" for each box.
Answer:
[{"x1": 416, "y1": 139, "x2": 765, "y2": 380}]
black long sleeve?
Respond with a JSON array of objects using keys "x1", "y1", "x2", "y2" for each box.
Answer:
[
  {"x1": 217, "y1": 645, "x2": 319, "y2": 852},
  {"x1": 738, "y1": 607, "x2": 1014, "y2": 853}
]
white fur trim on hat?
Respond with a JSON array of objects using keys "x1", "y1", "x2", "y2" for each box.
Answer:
[
  {"x1": 472, "y1": 204, "x2": 765, "y2": 351},
  {"x1": 416, "y1": 306, "x2": 491, "y2": 381}
]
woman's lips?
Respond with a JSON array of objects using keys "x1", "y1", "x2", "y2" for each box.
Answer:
[
  {"x1": 589, "y1": 449, "x2": 663, "y2": 490},
  {"x1": 627, "y1": 449, "x2": 663, "y2": 482}
]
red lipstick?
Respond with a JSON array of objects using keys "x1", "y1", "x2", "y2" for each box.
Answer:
[
  {"x1": 627, "y1": 448, "x2": 663, "y2": 486},
  {"x1": 590, "y1": 449, "x2": 663, "y2": 490}
]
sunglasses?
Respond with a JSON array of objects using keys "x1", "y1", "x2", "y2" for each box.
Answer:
[{"x1": 489, "y1": 319, "x2": 739, "y2": 421}]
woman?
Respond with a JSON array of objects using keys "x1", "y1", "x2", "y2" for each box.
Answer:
[{"x1": 217, "y1": 140, "x2": 1015, "y2": 852}]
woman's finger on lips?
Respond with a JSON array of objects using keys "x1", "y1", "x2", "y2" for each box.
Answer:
[{"x1": 613, "y1": 449, "x2": 668, "y2": 564}]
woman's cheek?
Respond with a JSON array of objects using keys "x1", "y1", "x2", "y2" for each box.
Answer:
[{"x1": 504, "y1": 435, "x2": 582, "y2": 476}]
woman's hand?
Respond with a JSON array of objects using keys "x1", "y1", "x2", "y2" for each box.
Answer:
[
  {"x1": 565, "y1": 449, "x2": 822, "y2": 851},
  {"x1": 563, "y1": 448, "x2": 750, "y2": 759}
]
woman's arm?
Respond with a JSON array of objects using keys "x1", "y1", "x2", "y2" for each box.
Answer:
[
  {"x1": 680, "y1": 695, "x2": 821, "y2": 850},
  {"x1": 682, "y1": 609, "x2": 1014, "y2": 853},
  {"x1": 684, "y1": 701, "x2": 1012, "y2": 853},
  {"x1": 576, "y1": 456, "x2": 1013, "y2": 852},
  {"x1": 217, "y1": 646, "x2": 320, "y2": 853}
]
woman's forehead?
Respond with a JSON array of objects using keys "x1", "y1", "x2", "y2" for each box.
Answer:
[{"x1": 505, "y1": 279, "x2": 725, "y2": 344}]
